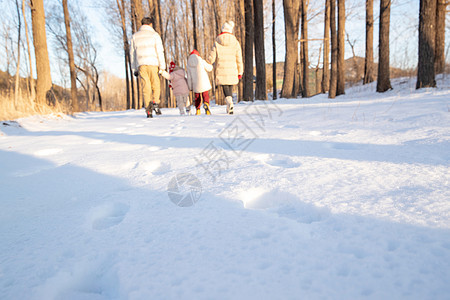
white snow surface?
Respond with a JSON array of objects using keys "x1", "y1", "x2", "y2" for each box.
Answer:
[{"x1": 1, "y1": 77, "x2": 449, "y2": 299}]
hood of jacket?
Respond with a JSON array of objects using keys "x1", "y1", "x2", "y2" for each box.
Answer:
[
  {"x1": 171, "y1": 66, "x2": 183, "y2": 72},
  {"x1": 187, "y1": 54, "x2": 200, "y2": 68},
  {"x1": 216, "y1": 33, "x2": 238, "y2": 47}
]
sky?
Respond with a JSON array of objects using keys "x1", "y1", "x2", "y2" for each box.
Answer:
[{"x1": 1, "y1": 0, "x2": 449, "y2": 86}]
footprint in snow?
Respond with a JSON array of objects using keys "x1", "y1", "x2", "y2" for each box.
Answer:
[
  {"x1": 87, "y1": 202, "x2": 129, "y2": 230},
  {"x1": 34, "y1": 255, "x2": 120, "y2": 299},
  {"x1": 136, "y1": 160, "x2": 171, "y2": 175},
  {"x1": 241, "y1": 189, "x2": 327, "y2": 224},
  {"x1": 266, "y1": 155, "x2": 301, "y2": 168}
]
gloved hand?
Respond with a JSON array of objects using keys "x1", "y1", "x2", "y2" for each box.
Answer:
[
  {"x1": 238, "y1": 75, "x2": 242, "y2": 80},
  {"x1": 134, "y1": 71, "x2": 139, "y2": 77}
]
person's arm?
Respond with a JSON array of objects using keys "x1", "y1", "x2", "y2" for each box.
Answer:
[
  {"x1": 236, "y1": 40, "x2": 244, "y2": 77},
  {"x1": 207, "y1": 43, "x2": 217, "y2": 65},
  {"x1": 159, "y1": 70, "x2": 171, "y2": 80},
  {"x1": 203, "y1": 59, "x2": 213, "y2": 72},
  {"x1": 130, "y1": 37, "x2": 138, "y2": 74},
  {"x1": 186, "y1": 68, "x2": 193, "y2": 91}
]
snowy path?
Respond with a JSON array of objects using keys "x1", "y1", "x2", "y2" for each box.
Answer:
[{"x1": 1, "y1": 80, "x2": 449, "y2": 299}]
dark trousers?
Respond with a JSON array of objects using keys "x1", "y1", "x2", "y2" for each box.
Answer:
[{"x1": 221, "y1": 85, "x2": 233, "y2": 97}]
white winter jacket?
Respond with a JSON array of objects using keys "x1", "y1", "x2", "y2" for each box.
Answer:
[
  {"x1": 130, "y1": 25, "x2": 166, "y2": 71},
  {"x1": 186, "y1": 53, "x2": 213, "y2": 93}
]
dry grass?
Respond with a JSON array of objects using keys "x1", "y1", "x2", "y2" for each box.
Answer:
[{"x1": 0, "y1": 90, "x2": 68, "y2": 121}]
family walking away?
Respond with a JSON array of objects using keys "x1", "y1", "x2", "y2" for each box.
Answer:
[{"x1": 130, "y1": 16, "x2": 243, "y2": 118}]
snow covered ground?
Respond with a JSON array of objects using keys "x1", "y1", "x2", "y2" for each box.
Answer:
[{"x1": 1, "y1": 77, "x2": 449, "y2": 299}]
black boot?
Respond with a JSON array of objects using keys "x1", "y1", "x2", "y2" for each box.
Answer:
[{"x1": 146, "y1": 102, "x2": 154, "y2": 118}]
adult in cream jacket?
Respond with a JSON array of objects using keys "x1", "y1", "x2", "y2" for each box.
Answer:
[{"x1": 207, "y1": 21, "x2": 243, "y2": 114}]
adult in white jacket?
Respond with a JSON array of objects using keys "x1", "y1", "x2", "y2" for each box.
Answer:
[
  {"x1": 130, "y1": 16, "x2": 166, "y2": 118},
  {"x1": 186, "y1": 50, "x2": 213, "y2": 115}
]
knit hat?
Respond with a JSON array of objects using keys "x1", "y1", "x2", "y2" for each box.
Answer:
[
  {"x1": 169, "y1": 61, "x2": 176, "y2": 73},
  {"x1": 221, "y1": 21, "x2": 234, "y2": 34},
  {"x1": 190, "y1": 49, "x2": 200, "y2": 56}
]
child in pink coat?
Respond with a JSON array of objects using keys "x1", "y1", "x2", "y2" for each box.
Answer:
[{"x1": 160, "y1": 61, "x2": 191, "y2": 115}]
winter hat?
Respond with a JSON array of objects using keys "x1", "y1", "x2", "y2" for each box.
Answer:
[
  {"x1": 169, "y1": 61, "x2": 176, "y2": 73},
  {"x1": 221, "y1": 21, "x2": 235, "y2": 34},
  {"x1": 190, "y1": 49, "x2": 200, "y2": 56}
]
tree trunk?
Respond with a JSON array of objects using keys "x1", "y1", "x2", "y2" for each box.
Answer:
[
  {"x1": 14, "y1": 0, "x2": 21, "y2": 109},
  {"x1": 30, "y1": 0, "x2": 52, "y2": 106},
  {"x1": 130, "y1": 0, "x2": 139, "y2": 109},
  {"x1": 173, "y1": 0, "x2": 180, "y2": 63},
  {"x1": 329, "y1": 0, "x2": 337, "y2": 98},
  {"x1": 377, "y1": 0, "x2": 392, "y2": 92},
  {"x1": 281, "y1": 0, "x2": 300, "y2": 99},
  {"x1": 322, "y1": 0, "x2": 330, "y2": 93},
  {"x1": 301, "y1": 0, "x2": 309, "y2": 98},
  {"x1": 117, "y1": 0, "x2": 131, "y2": 109},
  {"x1": 155, "y1": 0, "x2": 168, "y2": 107},
  {"x1": 211, "y1": 0, "x2": 222, "y2": 36},
  {"x1": 363, "y1": 0, "x2": 374, "y2": 84},
  {"x1": 131, "y1": 0, "x2": 144, "y2": 32},
  {"x1": 243, "y1": 0, "x2": 254, "y2": 101},
  {"x1": 254, "y1": 0, "x2": 267, "y2": 100},
  {"x1": 191, "y1": 0, "x2": 198, "y2": 50},
  {"x1": 272, "y1": 0, "x2": 277, "y2": 99},
  {"x1": 237, "y1": 0, "x2": 245, "y2": 102},
  {"x1": 416, "y1": 0, "x2": 436, "y2": 89},
  {"x1": 336, "y1": 0, "x2": 345, "y2": 96},
  {"x1": 62, "y1": 0, "x2": 78, "y2": 112},
  {"x1": 435, "y1": 0, "x2": 446, "y2": 74},
  {"x1": 22, "y1": 0, "x2": 36, "y2": 103}
]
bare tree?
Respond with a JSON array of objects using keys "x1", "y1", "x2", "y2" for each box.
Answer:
[
  {"x1": 22, "y1": 0, "x2": 35, "y2": 102},
  {"x1": 30, "y1": 0, "x2": 52, "y2": 106},
  {"x1": 71, "y1": 6, "x2": 103, "y2": 111},
  {"x1": 435, "y1": 0, "x2": 446, "y2": 74},
  {"x1": 236, "y1": 0, "x2": 245, "y2": 101},
  {"x1": 329, "y1": 0, "x2": 337, "y2": 98},
  {"x1": 254, "y1": 0, "x2": 267, "y2": 100},
  {"x1": 191, "y1": 0, "x2": 198, "y2": 50},
  {"x1": 336, "y1": 0, "x2": 345, "y2": 96},
  {"x1": 363, "y1": 0, "x2": 374, "y2": 84},
  {"x1": 416, "y1": 0, "x2": 436, "y2": 88},
  {"x1": 243, "y1": 0, "x2": 254, "y2": 101},
  {"x1": 115, "y1": 0, "x2": 133, "y2": 109},
  {"x1": 131, "y1": 0, "x2": 144, "y2": 32},
  {"x1": 14, "y1": 0, "x2": 22, "y2": 107},
  {"x1": 346, "y1": 32, "x2": 361, "y2": 84},
  {"x1": 376, "y1": 0, "x2": 392, "y2": 92},
  {"x1": 62, "y1": 0, "x2": 79, "y2": 112},
  {"x1": 281, "y1": 0, "x2": 300, "y2": 98},
  {"x1": 300, "y1": 0, "x2": 309, "y2": 98},
  {"x1": 272, "y1": 0, "x2": 277, "y2": 99},
  {"x1": 321, "y1": 0, "x2": 330, "y2": 93}
]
